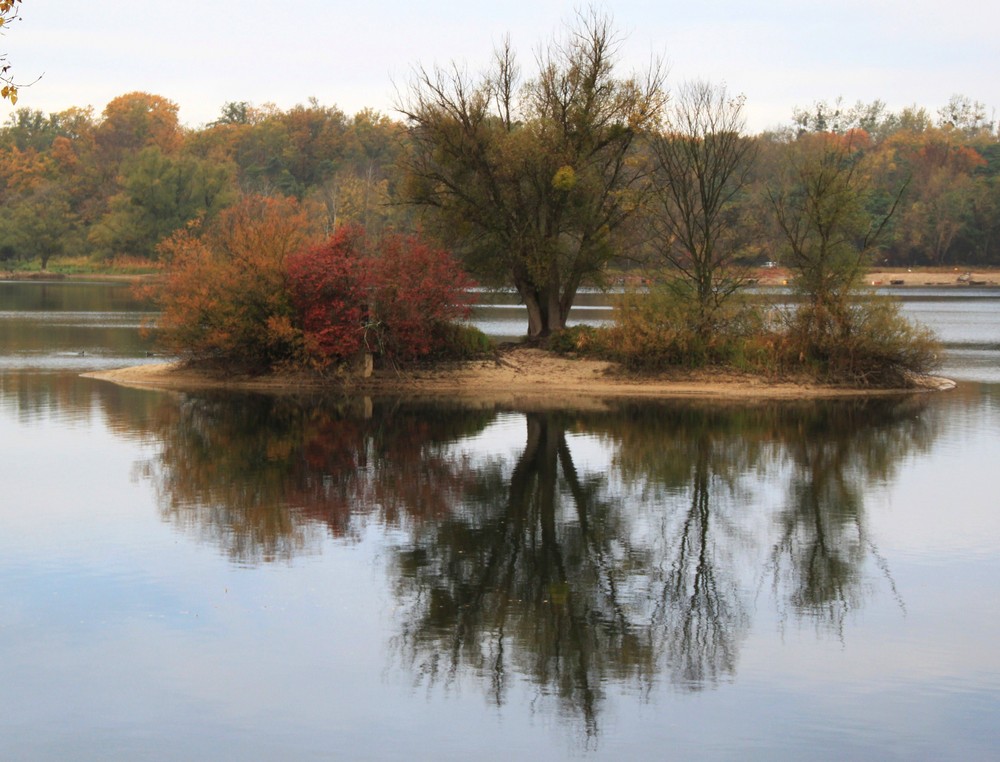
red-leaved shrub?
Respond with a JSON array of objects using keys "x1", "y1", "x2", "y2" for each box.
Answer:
[
  {"x1": 286, "y1": 226, "x2": 370, "y2": 363},
  {"x1": 286, "y1": 227, "x2": 476, "y2": 366},
  {"x1": 369, "y1": 233, "x2": 476, "y2": 360}
]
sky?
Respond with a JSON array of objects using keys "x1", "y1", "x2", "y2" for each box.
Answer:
[{"x1": 4, "y1": 0, "x2": 998, "y2": 133}]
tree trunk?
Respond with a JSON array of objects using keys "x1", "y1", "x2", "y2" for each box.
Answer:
[
  {"x1": 515, "y1": 268, "x2": 575, "y2": 338},
  {"x1": 518, "y1": 282, "x2": 566, "y2": 338},
  {"x1": 522, "y1": 289, "x2": 546, "y2": 338},
  {"x1": 544, "y1": 284, "x2": 562, "y2": 336}
]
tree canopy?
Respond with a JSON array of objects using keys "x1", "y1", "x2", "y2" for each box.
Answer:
[{"x1": 399, "y1": 10, "x2": 666, "y2": 337}]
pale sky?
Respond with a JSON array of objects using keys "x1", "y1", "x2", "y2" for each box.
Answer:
[{"x1": 5, "y1": 0, "x2": 998, "y2": 133}]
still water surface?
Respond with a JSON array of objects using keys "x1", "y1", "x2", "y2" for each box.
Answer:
[{"x1": 2, "y1": 280, "x2": 1000, "y2": 760}]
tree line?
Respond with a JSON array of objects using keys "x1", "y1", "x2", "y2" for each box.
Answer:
[
  {"x1": 0, "y1": 93, "x2": 408, "y2": 268},
  {"x1": 0, "y1": 58, "x2": 995, "y2": 279}
]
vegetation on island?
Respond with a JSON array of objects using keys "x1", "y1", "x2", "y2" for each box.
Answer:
[
  {"x1": 139, "y1": 195, "x2": 481, "y2": 374},
  {"x1": 3, "y1": 10, "x2": 984, "y2": 385}
]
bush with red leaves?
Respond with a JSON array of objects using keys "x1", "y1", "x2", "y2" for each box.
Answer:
[
  {"x1": 287, "y1": 226, "x2": 476, "y2": 367},
  {"x1": 286, "y1": 226, "x2": 370, "y2": 364}
]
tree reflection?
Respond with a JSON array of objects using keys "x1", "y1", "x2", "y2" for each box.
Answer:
[
  {"x1": 602, "y1": 404, "x2": 776, "y2": 690},
  {"x1": 769, "y1": 400, "x2": 930, "y2": 633},
  {"x1": 140, "y1": 390, "x2": 939, "y2": 731},
  {"x1": 143, "y1": 392, "x2": 489, "y2": 562},
  {"x1": 654, "y1": 433, "x2": 749, "y2": 689},
  {"x1": 394, "y1": 412, "x2": 657, "y2": 736}
]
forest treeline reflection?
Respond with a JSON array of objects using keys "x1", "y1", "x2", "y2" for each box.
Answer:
[{"x1": 141, "y1": 391, "x2": 937, "y2": 729}]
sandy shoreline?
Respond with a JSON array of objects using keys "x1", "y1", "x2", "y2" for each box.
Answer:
[
  {"x1": 752, "y1": 268, "x2": 1000, "y2": 288},
  {"x1": 82, "y1": 346, "x2": 956, "y2": 404}
]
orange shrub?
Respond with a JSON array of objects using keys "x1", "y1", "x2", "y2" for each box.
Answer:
[{"x1": 148, "y1": 195, "x2": 321, "y2": 369}]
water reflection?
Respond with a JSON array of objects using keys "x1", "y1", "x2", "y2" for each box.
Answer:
[
  {"x1": 2, "y1": 278, "x2": 998, "y2": 756},
  {"x1": 0, "y1": 370, "x2": 164, "y2": 432},
  {"x1": 136, "y1": 391, "x2": 938, "y2": 729},
  {"x1": 0, "y1": 281, "x2": 157, "y2": 370},
  {"x1": 143, "y1": 394, "x2": 491, "y2": 562},
  {"x1": 769, "y1": 403, "x2": 929, "y2": 634},
  {"x1": 395, "y1": 412, "x2": 659, "y2": 736}
]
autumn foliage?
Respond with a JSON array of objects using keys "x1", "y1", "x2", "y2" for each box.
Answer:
[
  {"x1": 287, "y1": 226, "x2": 476, "y2": 367},
  {"x1": 147, "y1": 194, "x2": 321, "y2": 369},
  {"x1": 147, "y1": 195, "x2": 477, "y2": 372},
  {"x1": 367, "y1": 232, "x2": 478, "y2": 360},
  {"x1": 286, "y1": 226, "x2": 369, "y2": 363}
]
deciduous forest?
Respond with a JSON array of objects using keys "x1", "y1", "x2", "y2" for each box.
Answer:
[{"x1": 1, "y1": 90, "x2": 996, "y2": 275}]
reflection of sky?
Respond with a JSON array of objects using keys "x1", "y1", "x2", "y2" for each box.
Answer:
[
  {"x1": 444, "y1": 415, "x2": 623, "y2": 479},
  {"x1": 3, "y1": 385, "x2": 1000, "y2": 758},
  {"x1": 869, "y1": 392, "x2": 1000, "y2": 559},
  {"x1": 444, "y1": 412, "x2": 527, "y2": 466},
  {"x1": 733, "y1": 557, "x2": 1000, "y2": 760}
]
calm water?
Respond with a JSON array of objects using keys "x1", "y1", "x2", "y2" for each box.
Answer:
[{"x1": 2, "y1": 280, "x2": 1000, "y2": 760}]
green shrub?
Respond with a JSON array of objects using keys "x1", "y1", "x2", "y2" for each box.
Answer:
[
  {"x1": 590, "y1": 289, "x2": 688, "y2": 369},
  {"x1": 428, "y1": 323, "x2": 494, "y2": 360},
  {"x1": 545, "y1": 325, "x2": 599, "y2": 355},
  {"x1": 593, "y1": 287, "x2": 769, "y2": 371}
]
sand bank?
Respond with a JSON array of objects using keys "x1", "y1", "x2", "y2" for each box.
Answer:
[{"x1": 82, "y1": 346, "x2": 955, "y2": 405}]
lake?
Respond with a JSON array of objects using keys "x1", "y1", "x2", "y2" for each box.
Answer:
[{"x1": 2, "y1": 280, "x2": 999, "y2": 760}]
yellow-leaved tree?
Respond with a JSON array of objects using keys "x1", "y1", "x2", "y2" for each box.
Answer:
[{"x1": 1, "y1": 0, "x2": 24, "y2": 103}]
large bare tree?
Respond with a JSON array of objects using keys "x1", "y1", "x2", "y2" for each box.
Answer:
[{"x1": 398, "y1": 10, "x2": 665, "y2": 337}]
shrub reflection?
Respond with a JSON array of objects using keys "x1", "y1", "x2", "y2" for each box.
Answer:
[{"x1": 144, "y1": 393, "x2": 489, "y2": 562}]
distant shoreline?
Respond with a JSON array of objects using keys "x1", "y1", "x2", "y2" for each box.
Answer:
[
  {"x1": 0, "y1": 271, "x2": 153, "y2": 282},
  {"x1": 754, "y1": 268, "x2": 1000, "y2": 289},
  {"x1": 4, "y1": 267, "x2": 999, "y2": 288}
]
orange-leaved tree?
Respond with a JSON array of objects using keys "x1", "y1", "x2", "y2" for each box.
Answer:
[{"x1": 147, "y1": 194, "x2": 322, "y2": 369}]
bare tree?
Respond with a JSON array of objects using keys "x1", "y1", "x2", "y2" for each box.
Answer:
[{"x1": 649, "y1": 81, "x2": 757, "y2": 338}]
